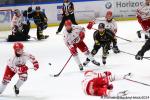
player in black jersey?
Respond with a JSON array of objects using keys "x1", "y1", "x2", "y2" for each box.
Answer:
[{"x1": 83, "y1": 23, "x2": 118, "y2": 65}]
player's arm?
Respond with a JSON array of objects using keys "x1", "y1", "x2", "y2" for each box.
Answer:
[
  {"x1": 112, "y1": 20, "x2": 117, "y2": 34},
  {"x1": 27, "y1": 53, "x2": 39, "y2": 71},
  {"x1": 93, "y1": 31, "x2": 100, "y2": 45},
  {"x1": 69, "y1": 2, "x2": 74, "y2": 12}
]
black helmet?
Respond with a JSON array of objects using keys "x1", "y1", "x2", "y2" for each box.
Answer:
[
  {"x1": 35, "y1": 6, "x2": 41, "y2": 12},
  {"x1": 98, "y1": 23, "x2": 105, "y2": 29},
  {"x1": 28, "y1": 7, "x2": 32, "y2": 13}
]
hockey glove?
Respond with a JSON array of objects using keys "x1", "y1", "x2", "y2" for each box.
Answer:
[
  {"x1": 87, "y1": 21, "x2": 94, "y2": 30},
  {"x1": 104, "y1": 71, "x2": 111, "y2": 76},
  {"x1": 33, "y1": 61, "x2": 39, "y2": 71},
  {"x1": 79, "y1": 31, "x2": 85, "y2": 41}
]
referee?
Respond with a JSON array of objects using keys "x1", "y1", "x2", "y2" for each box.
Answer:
[{"x1": 56, "y1": 0, "x2": 78, "y2": 34}]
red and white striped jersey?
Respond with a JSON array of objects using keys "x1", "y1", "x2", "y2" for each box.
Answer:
[
  {"x1": 63, "y1": 25, "x2": 85, "y2": 47},
  {"x1": 137, "y1": 4, "x2": 150, "y2": 20},
  {"x1": 7, "y1": 52, "x2": 37, "y2": 71}
]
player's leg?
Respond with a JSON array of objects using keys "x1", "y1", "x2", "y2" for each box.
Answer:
[
  {"x1": 0, "y1": 66, "x2": 15, "y2": 94},
  {"x1": 56, "y1": 16, "x2": 67, "y2": 34},
  {"x1": 82, "y1": 43, "x2": 101, "y2": 66},
  {"x1": 137, "y1": 16, "x2": 149, "y2": 39},
  {"x1": 22, "y1": 23, "x2": 31, "y2": 39},
  {"x1": 102, "y1": 43, "x2": 111, "y2": 65},
  {"x1": 112, "y1": 38, "x2": 120, "y2": 53},
  {"x1": 14, "y1": 65, "x2": 28, "y2": 95},
  {"x1": 135, "y1": 38, "x2": 150, "y2": 60},
  {"x1": 14, "y1": 73, "x2": 28, "y2": 96},
  {"x1": 36, "y1": 24, "x2": 45, "y2": 40},
  {"x1": 69, "y1": 14, "x2": 78, "y2": 25},
  {"x1": 77, "y1": 41, "x2": 100, "y2": 66},
  {"x1": 69, "y1": 45, "x2": 83, "y2": 71}
]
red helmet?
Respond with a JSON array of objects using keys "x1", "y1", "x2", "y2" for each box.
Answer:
[
  {"x1": 65, "y1": 20, "x2": 72, "y2": 26},
  {"x1": 106, "y1": 11, "x2": 113, "y2": 18},
  {"x1": 13, "y1": 42, "x2": 24, "y2": 51}
]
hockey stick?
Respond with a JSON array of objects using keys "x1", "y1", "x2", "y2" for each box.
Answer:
[
  {"x1": 91, "y1": 28, "x2": 132, "y2": 42},
  {"x1": 115, "y1": 36, "x2": 132, "y2": 42},
  {"x1": 120, "y1": 50, "x2": 150, "y2": 60},
  {"x1": 124, "y1": 78, "x2": 150, "y2": 87},
  {"x1": 117, "y1": 90, "x2": 129, "y2": 96},
  {"x1": 50, "y1": 55, "x2": 73, "y2": 77}
]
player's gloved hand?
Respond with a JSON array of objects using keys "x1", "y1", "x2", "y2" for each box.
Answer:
[
  {"x1": 104, "y1": 71, "x2": 111, "y2": 76},
  {"x1": 70, "y1": 47, "x2": 77, "y2": 56},
  {"x1": 107, "y1": 84, "x2": 113, "y2": 90},
  {"x1": 79, "y1": 31, "x2": 85, "y2": 41},
  {"x1": 9, "y1": 66, "x2": 17, "y2": 73},
  {"x1": 33, "y1": 61, "x2": 39, "y2": 71},
  {"x1": 87, "y1": 21, "x2": 94, "y2": 30},
  {"x1": 95, "y1": 40, "x2": 100, "y2": 45},
  {"x1": 17, "y1": 65, "x2": 28, "y2": 73}
]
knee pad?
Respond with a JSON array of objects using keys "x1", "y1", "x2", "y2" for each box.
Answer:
[
  {"x1": 83, "y1": 50, "x2": 90, "y2": 55},
  {"x1": 91, "y1": 49, "x2": 97, "y2": 55},
  {"x1": 19, "y1": 74, "x2": 28, "y2": 81}
]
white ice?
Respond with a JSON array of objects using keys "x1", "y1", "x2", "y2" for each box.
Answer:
[{"x1": 0, "y1": 20, "x2": 150, "y2": 100}]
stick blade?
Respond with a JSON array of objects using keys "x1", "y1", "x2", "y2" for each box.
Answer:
[{"x1": 49, "y1": 74, "x2": 60, "y2": 77}]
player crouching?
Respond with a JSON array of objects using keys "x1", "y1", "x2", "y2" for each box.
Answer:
[
  {"x1": 0, "y1": 42, "x2": 39, "y2": 96},
  {"x1": 63, "y1": 20, "x2": 100, "y2": 71},
  {"x1": 7, "y1": 9, "x2": 30, "y2": 42},
  {"x1": 82, "y1": 70, "x2": 131, "y2": 96}
]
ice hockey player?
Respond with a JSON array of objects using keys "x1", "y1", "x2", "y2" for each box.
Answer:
[
  {"x1": 56, "y1": 0, "x2": 78, "y2": 34},
  {"x1": 136, "y1": 0, "x2": 150, "y2": 40},
  {"x1": 83, "y1": 23, "x2": 117, "y2": 65},
  {"x1": 87, "y1": 11, "x2": 120, "y2": 54},
  {"x1": 82, "y1": 70, "x2": 131, "y2": 96},
  {"x1": 31, "y1": 6, "x2": 49, "y2": 40},
  {"x1": 0, "y1": 42, "x2": 39, "y2": 96},
  {"x1": 7, "y1": 9, "x2": 30, "y2": 42},
  {"x1": 63, "y1": 20, "x2": 100, "y2": 71},
  {"x1": 22, "y1": 7, "x2": 33, "y2": 39}
]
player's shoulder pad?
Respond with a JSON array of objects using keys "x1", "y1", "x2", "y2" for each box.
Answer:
[
  {"x1": 105, "y1": 29, "x2": 113, "y2": 36},
  {"x1": 93, "y1": 30, "x2": 99, "y2": 36}
]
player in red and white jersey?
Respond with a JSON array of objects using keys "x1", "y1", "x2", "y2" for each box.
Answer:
[
  {"x1": 82, "y1": 70, "x2": 131, "y2": 96},
  {"x1": 11, "y1": 9, "x2": 24, "y2": 35},
  {"x1": 63, "y1": 20, "x2": 100, "y2": 71},
  {"x1": 136, "y1": 0, "x2": 150, "y2": 40},
  {"x1": 0, "y1": 42, "x2": 39, "y2": 96},
  {"x1": 87, "y1": 11, "x2": 120, "y2": 54}
]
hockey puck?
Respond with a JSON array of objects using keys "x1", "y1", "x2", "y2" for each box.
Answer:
[{"x1": 48, "y1": 63, "x2": 52, "y2": 66}]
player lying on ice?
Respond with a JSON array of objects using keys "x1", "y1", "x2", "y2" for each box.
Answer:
[
  {"x1": 63, "y1": 20, "x2": 100, "y2": 71},
  {"x1": 82, "y1": 70, "x2": 131, "y2": 96},
  {"x1": 0, "y1": 42, "x2": 39, "y2": 96},
  {"x1": 136, "y1": 0, "x2": 150, "y2": 40},
  {"x1": 7, "y1": 9, "x2": 31, "y2": 42},
  {"x1": 83, "y1": 23, "x2": 117, "y2": 65},
  {"x1": 87, "y1": 11, "x2": 120, "y2": 54}
]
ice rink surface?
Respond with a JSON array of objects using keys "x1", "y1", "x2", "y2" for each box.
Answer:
[{"x1": 0, "y1": 20, "x2": 150, "y2": 100}]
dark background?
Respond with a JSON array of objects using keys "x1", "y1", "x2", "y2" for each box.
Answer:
[{"x1": 0, "y1": 0, "x2": 99, "y2": 6}]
